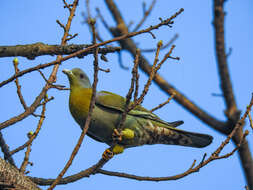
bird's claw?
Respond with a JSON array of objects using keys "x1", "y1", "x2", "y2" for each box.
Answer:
[
  {"x1": 102, "y1": 149, "x2": 114, "y2": 160},
  {"x1": 112, "y1": 129, "x2": 122, "y2": 142},
  {"x1": 112, "y1": 128, "x2": 135, "y2": 142}
]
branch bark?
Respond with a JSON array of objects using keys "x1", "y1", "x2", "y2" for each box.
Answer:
[
  {"x1": 0, "y1": 43, "x2": 121, "y2": 59},
  {"x1": 213, "y1": 0, "x2": 237, "y2": 119},
  {"x1": 0, "y1": 158, "x2": 41, "y2": 190}
]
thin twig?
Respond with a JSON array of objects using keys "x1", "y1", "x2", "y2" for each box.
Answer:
[
  {"x1": 109, "y1": 49, "x2": 141, "y2": 151},
  {"x1": 216, "y1": 130, "x2": 249, "y2": 160},
  {"x1": 95, "y1": 8, "x2": 111, "y2": 31},
  {"x1": 132, "y1": 0, "x2": 157, "y2": 32},
  {"x1": 128, "y1": 41, "x2": 173, "y2": 112},
  {"x1": 13, "y1": 58, "x2": 27, "y2": 110},
  {"x1": 19, "y1": 134, "x2": 32, "y2": 174},
  {"x1": 10, "y1": 98, "x2": 47, "y2": 156},
  {"x1": 141, "y1": 34, "x2": 179, "y2": 52},
  {"x1": 56, "y1": 20, "x2": 66, "y2": 32},
  {"x1": 37, "y1": 70, "x2": 69, "y2": 90},
  {"x1": 117, "y1": 49, "x2": 141, "y2": 131},
  {"x1": 85, "y1": 0, "x2": 91, "y2": 20},
  {"x1": 66, "y1": 33, "x2": 78, "y2": 42},
  {"x1": 248, "y1": 111, "x2": 253, "y2": 131},
  {"x1": 150, "y1": 92, "x2": 176, "y2": 112},
  {"x1": 133, "y1": 49, "x2": 140, "y2": 102},
  {"x1": 63, "y1": 0, "x2": 72, "y2": 12}
]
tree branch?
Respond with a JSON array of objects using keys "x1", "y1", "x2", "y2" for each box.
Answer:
[
  {"x1": 213, "y1": 0, "x2": 238, "y2": 119},
  {"x1": 0, "y1": 157, "x2": 41, "y2": 190},
  {"x1": 0, "y1": 43, "x2": 121, "y2": 59},
  {"x1": 132, "y1": 0, "x2": 157, "y2": 32}
]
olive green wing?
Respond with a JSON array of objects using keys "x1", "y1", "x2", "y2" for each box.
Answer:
[
  {"x1": 95, "y1": 91, "x2": 148, "y2": 112},
  {"x1": 95, "y1": 91, "x2": 183, "y2": 128}
]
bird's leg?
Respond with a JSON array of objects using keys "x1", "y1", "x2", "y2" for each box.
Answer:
[
  {"x1": 112, "y1": 128, "x2": 122, "y2": 141},
  {"x1": 112, "y1": 128, "x2": 135, "y2": 142}
]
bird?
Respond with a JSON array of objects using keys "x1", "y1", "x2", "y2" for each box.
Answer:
[{"x1": 63, "y1": 68, "x2": 213, "y2": 157}]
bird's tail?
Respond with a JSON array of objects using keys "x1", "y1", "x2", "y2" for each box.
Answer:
[{"x1": 145, "y1": 122, "x2": 213, "y2": 148}]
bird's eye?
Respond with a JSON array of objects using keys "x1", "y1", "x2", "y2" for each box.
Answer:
[{"x1": 80, "y1": 73, "x2": 84, "y2": 79}]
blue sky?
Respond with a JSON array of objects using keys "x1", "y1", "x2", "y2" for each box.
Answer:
[{"x1": 0, "y1": 0, "x2": 252, "y2": 189}]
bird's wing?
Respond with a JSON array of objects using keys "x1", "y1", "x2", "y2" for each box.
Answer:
[{"x1": 95, "y1": 91, "x2": 183, "y2": 128}]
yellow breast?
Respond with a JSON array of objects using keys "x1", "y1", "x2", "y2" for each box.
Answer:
[{"x1": 69, "y1": 88, "x2": 92, "y2": 119}]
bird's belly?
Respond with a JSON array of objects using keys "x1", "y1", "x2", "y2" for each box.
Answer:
[
  {"x1": 86, "y1": 106, "x2": 119, "y2": 144},
  {"x1": 87, "y1": 109, "x2": 149, "y2": 147},
  {"x1": 71, "y1": 104, "x2": 152, "y2": 148}
]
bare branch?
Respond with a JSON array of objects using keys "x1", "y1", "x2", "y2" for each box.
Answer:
[
  {"x1": 19, "y1": 133, "x2": 32, "y2": 174},
  {"x1": 213, "y1": 0, "x2": 238, "y2": 119},
  {"x1": 13, "y1": 58, "x2": 28, "y2": 110},
  {"x1": 0, "y1": 43, "x2": 121, "y2": 60},
  {"x1": 128, "y1": 42, "x2": 175, "y2": 111},
  {"x1": 248, "y1": 111, "x2": 253, "y2": 131},
  {"x1": 150, "y1": 92, "x2": 176, "y2": 112},
  {"x1": 132, "y1": 0, "x2": 157, "y2": 32},
  {"x1": 10, "y1": 98, "x2": 48, "y2": 156},
  {"x1": 141, "y1": 34, "x2": 178, "y2": 53}
]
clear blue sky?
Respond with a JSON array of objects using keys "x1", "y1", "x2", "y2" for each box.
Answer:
[{"x1": 0, "y1": 0, "x2": 252, "y2": 189}]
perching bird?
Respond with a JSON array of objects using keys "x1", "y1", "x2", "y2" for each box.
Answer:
[{"x1": 63, "y1": 68, "x2": 213, "y2": 155}]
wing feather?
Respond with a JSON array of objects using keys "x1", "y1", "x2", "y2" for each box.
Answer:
[{"x1": 95, "y1": 91, "x2": 183, "y2": 128}]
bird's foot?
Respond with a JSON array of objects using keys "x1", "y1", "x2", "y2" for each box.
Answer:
[
  {"x1": 102, "y1": 149, "x2": 114, "y2": 160},
  {"x1": 112, "y1": 144, "x2": 124, "y2": 154},
  {"x1": 112, "y1": 128, "x2": 135, "y2": 142},
  {"x1": 121, "y1": 128, "x2": 135, "y2": 139},
  {"x1": 112, "y1": 129, "x2": 122, "y2": 141}
]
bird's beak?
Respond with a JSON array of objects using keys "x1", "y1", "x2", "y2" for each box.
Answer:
[{"x1": 62, "y1": 69, "x2": 72, "y2": 76}]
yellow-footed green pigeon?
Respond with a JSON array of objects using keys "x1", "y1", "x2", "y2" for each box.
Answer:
[{"x1": 63, "y1": 68, "x2": 213, "y2": 155}]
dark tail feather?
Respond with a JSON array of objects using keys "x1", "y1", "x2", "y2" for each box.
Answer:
[
  {"x1": 152, "y1": 127, "x2": 213, "y2": 148},
  {"x1": 179, "y1": 131, "x2": 213, "y2": 148},
  {"x1": 167, "y1": 120, "x2": 184, "y2": 128}
]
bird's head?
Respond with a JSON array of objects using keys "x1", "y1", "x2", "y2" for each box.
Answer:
[{"x1": 62, "y1": 68, "x2": 91, "y2": 89}]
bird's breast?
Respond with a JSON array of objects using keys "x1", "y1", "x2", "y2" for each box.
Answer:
[{"x1": 69, "y1": 88, "x2": 92, "y2": 124}]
